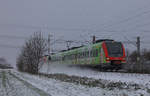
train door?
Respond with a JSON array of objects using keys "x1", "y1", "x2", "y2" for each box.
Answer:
[{"x1": 100, "y1": 47, "x2": 104, "y2": 64}]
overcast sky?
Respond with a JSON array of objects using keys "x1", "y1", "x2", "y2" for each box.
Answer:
[{"x1": 0, "y1": 0, "x2": 150, "y2": 66}]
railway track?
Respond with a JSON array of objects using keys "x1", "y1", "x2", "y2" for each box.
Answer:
[{"x1": 0, "y1": 69, "x2": 51, "y2": 96}]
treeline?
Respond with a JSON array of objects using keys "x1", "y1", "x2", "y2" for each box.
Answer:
[
  {"x1": 16, "y1": 32, "x2": 47, "y2": 74},
  {"x1": 128, "y1": 49, "x2": 150, "y2": 63},
  {"x1": 125, "y1": 49, "x2": 150, "y2": 73},
  {"x1": 0, "y1": 58, "x2": 13, "y2": 69}
]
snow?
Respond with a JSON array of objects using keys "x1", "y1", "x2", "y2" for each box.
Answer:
[
  {"x1": 12, "y1": 69, "x2": 150, "y2": 96},
  {"x1": 1, "y1": 62, "x2": 150, "y2": 96},
  {"x1": 40, "y1": 63, "x2": 150, "y2": 87},
  {"x1": 0, "y1": 70, "x2": 41, "y2": 96}
]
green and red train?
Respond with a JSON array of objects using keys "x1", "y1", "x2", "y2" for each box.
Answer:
[{"x1": 50, "y1": 39, "x2": 126, "y2": 70}]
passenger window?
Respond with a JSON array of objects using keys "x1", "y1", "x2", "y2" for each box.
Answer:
[
  {"x1": 96, "y1": 49, "x2": 98, "y2": 57},
  {"x1": 90, "y1": 50, "x2": 92, "y2": 57}
]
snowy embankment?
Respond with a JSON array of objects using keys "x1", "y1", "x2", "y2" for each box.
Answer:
[
  {"x1": 0, "y1": 70, "x2": 43, "y2": 96},
  {"x1": 12, "y1": 69, "x2": 150, "y2": 96},
  {"x1": 40, "y1": 63, "x2": 150, "y2": 87}
]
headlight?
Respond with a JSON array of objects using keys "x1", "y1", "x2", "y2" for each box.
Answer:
[
  {"x1": 122, "y1": 58, "x2": 126, "y2": 60},
  {"x1": 106, "y1": 58, "x2": 110, "y2": 60}
]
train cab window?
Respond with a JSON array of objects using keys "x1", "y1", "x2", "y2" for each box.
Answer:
[{"x1": 105, "y1": 42, "x2": 123, "y2": 57}]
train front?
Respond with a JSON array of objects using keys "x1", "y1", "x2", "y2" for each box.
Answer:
[{"x1": 102, "y1": 41, "x2": 126, "y2": 70}]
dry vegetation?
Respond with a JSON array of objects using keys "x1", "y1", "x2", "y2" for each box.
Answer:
[
  {"x1": 16, "y1": 32, "x2": 47, "y2": 74},
  {"x1": 124, "y1": 49, "x2": 150, "y2": 74}
]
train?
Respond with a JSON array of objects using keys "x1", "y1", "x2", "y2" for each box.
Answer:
[{"x1": 49, "y1": 39, "x2": 126, "y2": 71}]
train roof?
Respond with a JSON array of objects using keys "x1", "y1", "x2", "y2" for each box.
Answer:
[
  {"x1": 58, "y1": 39, "x2": 115, "y2": 52},
  {"x1": 95, "y1": 39, "x2": 114, "y2": 43},
  {"x1": 69, "y1": 46, "x2": 84, "y2": 50},
  {"x1": 52, "y1": 39, "x2": 118, "y2": 56}
]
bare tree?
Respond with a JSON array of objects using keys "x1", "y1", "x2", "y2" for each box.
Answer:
[
  {"x1": 142, "y1": 49, "x2": 150, "y2": 61},
  {"x1": 129, "y1": 51, "x2": 137, "y2": 63},
  {"x1": 16, "y1": 32, "x2": 47, "y2": 74},
  {"x1": 16, "y1": 54, "x2": 24, "y2": 71}
]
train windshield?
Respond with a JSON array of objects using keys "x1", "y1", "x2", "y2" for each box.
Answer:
[{"x1": 105, "y1": 42, "x2": 123, "y2": 57}]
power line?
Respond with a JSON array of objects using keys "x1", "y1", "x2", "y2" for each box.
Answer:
[
  {"x1": 91, "y1": 4, "x2": 150, "y2": 29},
  {"x1": 121, "y1": 22, "x2": 150, "y2": 32},
  {"x1": 91, "y1": 20, "x2": 150, "y2": 33},
  {"x1": 0, "y1": 44, "x2": 21, "y2": 49},
  {"x1": 0, "y1": 23, "x2": 41, "y2": 30},
  {"x1": 0, "y1": 34, "x2": 27, "y2": 39},
  {"x1": 1, "y1": 22, "x2": 150, "y2": 35},
  {"x1": 81, "y1": 6, "x2": 150, "y2": 35},
  {"x1": 95, "y1": 8, "x2": 150, "y2": 31},
  {"x1": 0, "y1": 23, "x2": 88, "y2": 32},
  {"x1": 0, "y1": 6, "x2": 150, "y2": 34}
]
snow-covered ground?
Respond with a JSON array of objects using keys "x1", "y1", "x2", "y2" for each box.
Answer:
[
  {"x1": 40, "y1": 63, "x2": 150, "y2": 87},
  {"x1": 12, "y1": 69, "x2": 150, "y2": 96},
  {"x1": 1, "y1": 62, "x2": 150, "y2": 96},
  {"x1": 0, "y1": 70, "x2": 42, "y2": 96}
]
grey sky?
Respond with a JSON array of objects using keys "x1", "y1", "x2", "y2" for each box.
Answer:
[{"x1": 0, "y1": 0, "x2": 150, "y2": 66}]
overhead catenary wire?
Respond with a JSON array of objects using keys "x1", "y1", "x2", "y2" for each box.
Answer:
[
  {"x1": 82, "y1": 5, "x2": 150, "y2": 39},
  {"x1": 92, "y1": 7, "x2": 150, "y2": 31},
  {"x1": 0, "y1": 33, "x2": 149, "y2": 51},
  {"x1": 90, "y1": 4, "x2": 150, "y2": 29},
  {"x1": 0, "y1": 6, "x2": 150, "y2": 50},
  {"x1": 1, "y1": 8, "x2": 150, "y2": 34},
  {"x1": 0, "y1": 34, "x2": 28, "y2": 39},
  {"x1": 0, "y1": 5, "x2": 150, "y2": 35},
  {"x1": 0, "y1": 44, "x2": 22, "y2": 49}
]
